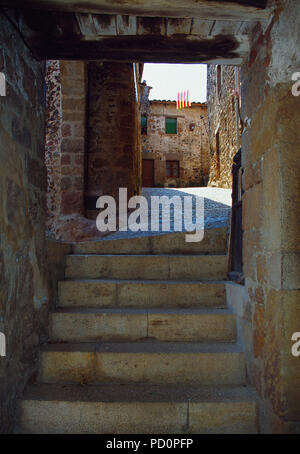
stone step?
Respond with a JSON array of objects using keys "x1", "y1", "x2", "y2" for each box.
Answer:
[
  {"x1": 39, "y1": 342, "x2": 246, "y2": 386},
  {"x1": 73, "y1": 227, "x2": 228, "y2": 255},
  {"x1": 50, "y1": 308, "x2": 237, "y2": 343},
  {"x1": 85, "y1": 209, "x2": 98, "y2": 220},
  {"x1": 20, "y1": 383, "x2": 258, "y2": 434},
  {"x1": 58, "y1": 279, "x2": 227, "y2": 309},
  {"x1": 65, "y1": 254, "x2": 228, "y2": 280}
]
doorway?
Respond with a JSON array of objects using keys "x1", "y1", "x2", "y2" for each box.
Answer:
[{"x1": 142, "y1": 159, "x2": 155, "y2": 187}]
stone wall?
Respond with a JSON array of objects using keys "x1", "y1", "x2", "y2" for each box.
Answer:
[
  {"x1": 0, "y1": 13, "x2": 71, "y2": 432},
  {"x1": 140, "y1": 81, "x2": 152, "y2": 116},
  {"x1": 45, "y1": 60, "x2": 90, "y2": 240},
  {"x1": 236, "y1": 0, "x2": 300, "y2": 433},
  {"x1": 60, "y1": 61, "x2": 87, "y2": 217},
  {"x1": 207, "y1": 65, "x2": 241, "y2": 188},
  {"x1": 141, "y1": 100, "x2": 209, "y2": 187},
  {"x1": 86, "y1": 62, "x2": 142, "y2": 207},
  {"x1": 45, "y1": 61, "x2": 62, "y2": 235}
]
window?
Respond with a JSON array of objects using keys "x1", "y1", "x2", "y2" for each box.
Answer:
[
  {"x1": 166, "y1": 160, "x2": 179, "y2": 178},
  {"x1": 165, "y1": 117, "x2": 177, "y2": 134},
  {"x1": 141, "y1": 115, "x2": 147, "y2": 135}
]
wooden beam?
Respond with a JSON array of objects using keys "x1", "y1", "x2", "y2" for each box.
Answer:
[
  {"x1": 21, "y1": 33, "x2": 249, "y2": 64},
  {"x1": 13, "y1": 10, "x2": 250, "y2": 63},
  {"x1": 0, "y1": 0, "x2": 270, "y2": 21}
]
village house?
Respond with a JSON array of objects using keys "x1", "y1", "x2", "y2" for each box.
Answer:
[{"x1": 141, "y1": 90, "x2": 209, "y2": 188}]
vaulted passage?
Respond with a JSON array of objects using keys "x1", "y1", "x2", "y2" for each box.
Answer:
[{"x1": 1, "y1": 0, "x2": 300, "y2": 435}]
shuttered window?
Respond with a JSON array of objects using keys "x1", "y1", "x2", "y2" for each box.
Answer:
[
  {"x1": 165, "y1": 117, "x2": 177, "y2": 134},
  {"x1": 141, "y1": 115, "x2": 147, "y2": 134},
  {"x1": 166, "y1": 160, "x2": 179, "y2": 178}
]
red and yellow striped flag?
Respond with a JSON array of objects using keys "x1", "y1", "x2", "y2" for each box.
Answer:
[{"x1": 177, "y1": 91, "x2": 192, "y2": 109}]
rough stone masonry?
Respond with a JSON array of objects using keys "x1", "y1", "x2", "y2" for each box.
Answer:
[{"x1": 0, "y1": 11, "x2": 71, "y2": 433}]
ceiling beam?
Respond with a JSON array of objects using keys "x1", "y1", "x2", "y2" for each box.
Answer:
[
  {"x1": 0, "y1": 0, "x2": 270, "y2": 21},
  {"x1": 18, "y1": 33, "x2": 250, "y2": 65},
  {"x1": 14, "y1": 10, "x2": 250, "y2": 64}
]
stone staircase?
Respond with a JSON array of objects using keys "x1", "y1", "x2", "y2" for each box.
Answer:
[{"x1": 19, "y1": 228, "x2": 258, "y2": 434}]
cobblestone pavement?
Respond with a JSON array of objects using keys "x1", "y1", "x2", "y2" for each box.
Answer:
[{"x1": 103, "y1": 187, "x2": 232, "y2": 240}]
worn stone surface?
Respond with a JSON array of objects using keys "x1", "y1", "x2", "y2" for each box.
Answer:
[
  {"x1": 189, "y1": 401, "x2": 257, "y2": 434},
  {"x1": 19, "y1": 383, "x2": 258, "y2": 434},
  {"x1": 147, "y1": 310, "x2": 236, "y2": 342},
  {"x1": 60, "y1": 61, "x2": 86, "y2": 216},
  {"x1": 0, "y1": 13, "x2": 75, "y2": 433},
  {"x1": 207, "y1": 65, "x2": 242, "y2": 188},
  {"x1": 58, "y1": 280, "x2": 227, "y2": 309},
  {"x1": 45, "y1": 60, "x2": 62, "y2": 234},
  {"x1": 49, "y1": 308, "x2": 236, "y2": 343},
  {"x1": 21, "y1": 398, "x2": 188, "y2": 434},
  {"x1": 50, "y1": 310, "x2": 148, "y2": 342},
  {"x1": 16, "y1": 207, "x2": 260, "y2": 433},
  {"x1": 39, "y1": 345, "x2": 245, "y2": 386},
  {"x1": 72, "y1": 224, "x2": 228, "y2": 255},
  {"x1": 45, "y1": 60, "x2": 102, "y2": 241},
  {"x1": 40, "y1": 351, "x2": 96, "y2": 384},
  {"x1": 45, "y1": 60, "x2": 86, "y2": 224},
  {"x1": 233, "y1": 0, "x2": 300, "y2": 432},
  {"x1": 222, "y1": 2, "x2": 300, "y2": 432},
  {"x1": 95, "y1": 348, "x2": 245, "y2": 386},
  {"x1": 0, "y1": 12, "x2": 49, "y2": 433},
  {"x1": 86, "y1": 62, "x2": 141, "y2": 203},
  {"x1": 65, "y1": 253, "x2": 228, "y2": 280}
]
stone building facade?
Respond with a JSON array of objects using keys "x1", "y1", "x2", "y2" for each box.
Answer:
[
  {"x1": 207, "y1": 65, "x2": 242, "y2": 188},
  {"x1": 141, "y1": 98, "x2": 209, "y2": 187}
]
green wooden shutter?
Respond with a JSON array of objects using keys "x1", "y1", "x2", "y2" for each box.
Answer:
[
  {"x1": 141, "y1": 115, "x2": 147, "y2": 134},
  {"x1": 165, "y1": 117, "x2": 177, "y2": 134},
  {"x1": 141, "y1": 116, "x2": 147, "y2": 128}
]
